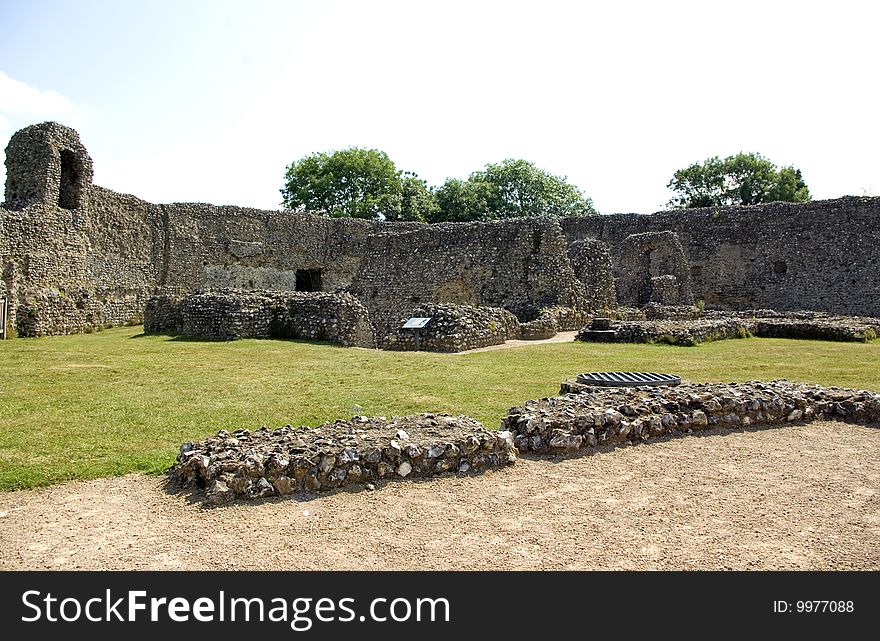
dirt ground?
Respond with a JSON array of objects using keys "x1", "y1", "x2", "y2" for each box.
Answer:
[
  {"x1": 1, "y1": 420, "x2": 877, "y2": 571},
  {"x1": 455, "y1": 330, "x2": 578, "y2": 354}
]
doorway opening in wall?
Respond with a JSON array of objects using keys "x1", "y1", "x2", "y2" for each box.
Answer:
[
  {"x1": 295, "y1": 269, "x2": 323, "y2": 292},
  {"x1": 59, "y1": 150, "x2": 81, "y2": 209}
]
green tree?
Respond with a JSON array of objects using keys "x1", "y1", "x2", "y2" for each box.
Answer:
[
  {"x1": 432, "y1": 159, "x2": 596, "y2": 222},
  {"x1": 387, "y1": 171, "x2": 439, "y2": 222},
  {"x1": 281, "y1": 148, "x2": 402, "y2": 219},
  {"x1": 432, "y1": 177, "x2": 494, "y2": 223},
  {"x1": 667, "y1": 152, "x2": 811, "y2": 209}
]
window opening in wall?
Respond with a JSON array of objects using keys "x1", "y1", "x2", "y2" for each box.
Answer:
[
  {"x1": 532, "y1": 230, "x2": 543, "y2": 252},
  {"x1": 295, "y1": 269, "x2": 323, "y2": 292},
  {"x1": 773, "y1": 260, "x2": 787, "y2": 275},
  {"x1": 59, "y1": 149, "x2": 81, "y2": 209}
]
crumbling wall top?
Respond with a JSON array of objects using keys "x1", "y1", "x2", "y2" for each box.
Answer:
[{"x1": 3, "y1": 121, "x2": 93, "y2": 210}]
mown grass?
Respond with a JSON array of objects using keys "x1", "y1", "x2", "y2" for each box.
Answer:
[{"x1": 1, "y1": 326, "x2": 878, "y2": 490}]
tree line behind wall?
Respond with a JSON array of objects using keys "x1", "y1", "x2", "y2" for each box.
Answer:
[{"x1": 280, "y1": 149, "x2": 811, "y2": 222}]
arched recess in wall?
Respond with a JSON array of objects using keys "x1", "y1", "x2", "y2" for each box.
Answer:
[{"x1": 615, "y1": 231, "x2": 694, "y2": 307}]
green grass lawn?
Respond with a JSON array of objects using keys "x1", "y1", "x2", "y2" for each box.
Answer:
[{"x1": 1, "y1": 326, "x2": 878, "y2": 490}]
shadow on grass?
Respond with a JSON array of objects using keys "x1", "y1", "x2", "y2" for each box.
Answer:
[
  {"x1": 127, "y1": 331, "x2": 235, "y2": 343},
  {"x1": 128, "y1": 331, "x2": 348, "y2": 348}
]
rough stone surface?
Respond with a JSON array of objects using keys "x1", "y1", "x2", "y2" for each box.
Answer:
[
  {"x1": 565, "y1": 238, "x2": 616, "y2": 312},
  {"x1": 578, "y1": 318, "x2": 753, "y2": 346},
  {"x1": 575, "y1": 310, "x2": 880, "y2": 346},
  {"x1": 380, "y1": 302, "x2": 520, "y2": 352},
  {"x1": 169, "y1": 413, "x2": 518, "y2": 504},
  {"x1": 377, "y1": 302, "x2": 589, "y2": 351},
  {"x1": 561, "y1": 197, "x2": 880, "y2": 317},
  {"x1": 614, "y1": 231, "x2": 693, "y2": 307},
  {"x1": 503, "y1": 380, "x2": 880, "y2": 455},
  {"x1": 144, "y1": 288, "x2": 376, "y2": 347}
]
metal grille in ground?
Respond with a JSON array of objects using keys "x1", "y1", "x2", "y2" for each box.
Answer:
[{"x1": 576, "y1": 372, "x2": 681, "y2": 386}]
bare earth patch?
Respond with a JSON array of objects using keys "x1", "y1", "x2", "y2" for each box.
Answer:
[
  {"x1": 455, "y1": 330, "x2": 578, "y2": 354},
  {"x1": 0, "y1": 420, "x2": 877, "y2": 571}
]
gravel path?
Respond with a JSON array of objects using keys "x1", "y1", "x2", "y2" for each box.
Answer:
[
  {"x1": 455, "y1": 330, "x2": 578, "y2": 354},
  {"x1": 1, "y1": 420, "x2": 877, "y2": 570}
]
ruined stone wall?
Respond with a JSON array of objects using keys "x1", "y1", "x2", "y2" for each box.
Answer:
[
  {"x1": 347, "y1": 217, "x2": 589, "y2": 334},
  {"x1": 561, "y1": 197, "x2": 880, "y2": 317},
  {"x1": 156, "y1": 206, "x2": 590, "y2": 335},
  {"x1": 505, "y1": 380, "x2": 880, "y2": 456},
  {"x1": 159, "y1": 204, "x2": 403, "y2": 293},
  {"x1": 1, "y1": 124, "x2": 162, "y2": 335},
  {"x1": 566, "y1": 238, "x2": 616, "y2": 312},
  {"x1": 4, "y1": 122, "x2": 879, "y2": 338},
  {"x1": 380, "y1": 302, "x2": 520, "y2": 352},
  {"x1": 171, "y1": 413, "x2": 517, "y2": 504},
  {"x1": 145, "y1": 289, "x2": 376, "y2": 347}
]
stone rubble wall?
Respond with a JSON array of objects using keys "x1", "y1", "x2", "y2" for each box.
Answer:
[
  {"x1": 565, "y1": 238, "x2": 616, "y2": 312},
  {"x1": 614, "y1": 231, "x2": 694, "y2": 307},
  {"x1": 515, "y1": 305, "x2": 593, "y2": 339},
  {"x1": 503, "y1": 380, "x2": 880, "y2": 456},
  {"x1": 751, "y1": 318, "x2": 880, "y2": 342},
  {"x1": 2, "y1": 123, "x2": 162, "y2": 336},
  {"x1": 562, "y1": 196, "x2": 880, "y2": 317},
  {"x1": 4, "y1": 122, "x2": 880, "y2": 338},
  {"x1": 518, "y1": 313, "x2": 559, "y2": 340},
  {"x1": 169, "y1": 413, "x2": 518, "y2": 505},
  {"x1": 144, "y1": 288, "x2": 376, "y2": 347},
  {"x1": 575, "y1": 311, "x2": 880, "y2": 346},
  {"x1": 347, "y1": 217, "x2": 592, "y2": 335},
  {"x1": 577, "y1": 318, "x2": 752, "y2": 346},
  {"x1": 380, "y1": 302, "x2": 520, "y2": 352},
  {"x1": 379, "y1": 302, "x2": 590, "y2": 351},
  {"x1": 642, "y1": 303, "x2": 703, "y2": 320},
  {"x1": 649, "y1": 275, "x2": 682, "y2": 305}
]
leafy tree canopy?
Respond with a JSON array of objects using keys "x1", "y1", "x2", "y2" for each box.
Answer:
[
  {"x1": 282, "y1": 152, "x2": 595, "y2": 223},
  {"x1": 432, "y1": 159, "x2": 597, "y2": 223},
  {"x1": 392, "y1": 171, "x2": 439, "y2": 222},
  {"x1": 667, "y1": 152, "x2": 811, "y2": 209},
  {"x1": 281, "y1": 148, "x2": 437, "y2": 221}
]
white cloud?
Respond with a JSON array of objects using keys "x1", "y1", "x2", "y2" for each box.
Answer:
[
  {"x1": 0, "y1": 70, "x2": 76, "y2": 115},
  {"x1": 0, "y1": 71, "x2": 83, "y2": 196}
]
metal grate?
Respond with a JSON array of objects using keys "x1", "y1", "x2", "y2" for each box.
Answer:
[{"x1": 576, "y1": 371, "x2": 681, "y2": 387}]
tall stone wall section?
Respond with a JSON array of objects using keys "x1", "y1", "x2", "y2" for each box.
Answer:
[
  {"x1": 561, "y1": 197, "x2": 880, "y2": 317},
  {"x1": 1, "y1": 123, "x2": 163, "y2": 335},
  {"x1": 346, "y1": 218, "x2": 589, "y2": 333}
]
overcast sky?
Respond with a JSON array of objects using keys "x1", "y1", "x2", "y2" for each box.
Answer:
[{"x1": 1, "y1": 0, "x2": 877, "y2": 214}]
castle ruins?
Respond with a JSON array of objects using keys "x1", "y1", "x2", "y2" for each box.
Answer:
[{"x1": 2, "y1": 122, "x2": 878, "y2": 343}]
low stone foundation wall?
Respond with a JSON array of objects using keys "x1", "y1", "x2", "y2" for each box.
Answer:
[
  {"x1": 519, "y1": 314, "x2": 558, "y2": 340},
  {"x1": 380, "y1": 303, "x2": 520, "y2": 352},
  {"x1": 503, "y1": 380, "x2": 880, "y2": 455},
  {"x1": 144, "y1": 288, "x2": 376, "y2": 347},
  {"x1": 170, "y1": 413, "x2": 517, "y2": 504},
  {"x1": 642, "y1": 303, "x2": 702, "y2": 321},
  {"x1": 575, "y1": 311, "x2": 880, "y2": 346},
  {"x1": 576, "y1": 318, "x2": 750, "y2": 346},
  {"x1": 752, "y1": 318, "x2": 878, "y2": 342}
]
